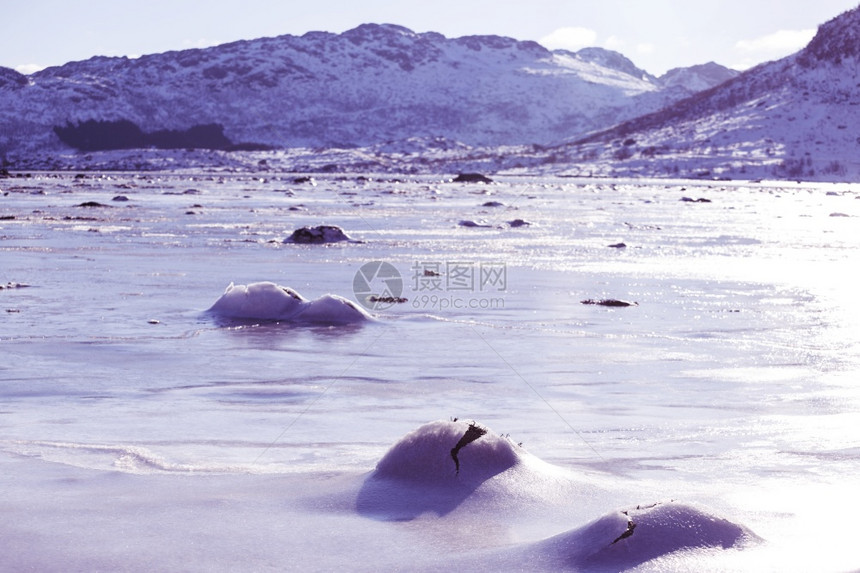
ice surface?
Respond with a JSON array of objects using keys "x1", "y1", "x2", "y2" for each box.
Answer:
[{"x1": 1, "y1": 172, "x2": 859, "y2": 571}]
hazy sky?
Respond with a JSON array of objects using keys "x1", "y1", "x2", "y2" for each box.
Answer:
[{"x1": 2, "y1": 1, "x2": 857, "y2": 76}]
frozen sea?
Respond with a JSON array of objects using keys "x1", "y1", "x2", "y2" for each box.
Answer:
[{"x1": 1, "y1": 171, "x2": 859, "y2": 572}]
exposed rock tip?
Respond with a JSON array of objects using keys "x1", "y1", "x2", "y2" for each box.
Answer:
[
  {"x1": 285, "y1": 225, "x2": 361, "y2": 244},
  {"x1": 450, "y1": 422, "x2": 488, "y2": 475},
  {"x1": 453, "y1": 173, "x2": 493, "y2": 184},
  {"x1": 581, "y1": 298, "x2": 638, "y2": 307}
]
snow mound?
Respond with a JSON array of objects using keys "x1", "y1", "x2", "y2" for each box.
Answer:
[
  {"x1": 539, "y1": 501, "x2": 757, "y2": 570},
  {"x1": 375, "y1": 420, "x2": 520, "y2": 483},
  {"x1": 289, "y1": 293, "x2": 372, "y2": 325},
  {"x1": 356, "y1": 420, "x2": 525, "y2": 520},
  {"x1": 207, "y1": 282, "x2": 371, "y2": 324}
]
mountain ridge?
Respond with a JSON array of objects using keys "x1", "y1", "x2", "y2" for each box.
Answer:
[
  {"x1": 552, "y1": 6, "x2": 860, "y2": 181},
  {"x1": 0, "y1": 23, "x2": 736, "y2": 164}
]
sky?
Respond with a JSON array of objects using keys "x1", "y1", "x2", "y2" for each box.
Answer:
[{"x1": 2, "y1": 0, "x2": 858, "y2": 76}]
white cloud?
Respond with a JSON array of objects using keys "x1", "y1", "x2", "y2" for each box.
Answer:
[
  {"x1": 731, "y1": 28, "x2": 816, "y2": 70},
  {"x1": 735, "y1": 28, "x2": 815, "y2": 55},
  {"x1": 539, "y1": 27, "x2": 598, "y2": 51},
  {"x1": 181, "y1": 38, "x2": 222, "y2": 50},
  {"x1": 603, "y1": 35, "x2": 626, "y2": 51},
  {"x1": 15, "y1": 63, "x2": 45, "y2": 75}
]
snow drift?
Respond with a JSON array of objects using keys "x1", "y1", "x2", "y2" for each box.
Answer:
[
  {"x1": 356, "y1": 420, "x2": 600, "y2": 522},
  {"x1": 207, "y1": 281, "x2": 371, "y2": 324}
]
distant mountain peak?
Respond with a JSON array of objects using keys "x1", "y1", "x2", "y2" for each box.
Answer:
[
  {"x1": 573, "y1": 47, "x2": 653, "y2": 80},
  {"x1": 658, "y1": 62, "x2": 738, "y2": 92},
  {"x1": 342, "y1": 23, "x2": 419, "y2": 43}
]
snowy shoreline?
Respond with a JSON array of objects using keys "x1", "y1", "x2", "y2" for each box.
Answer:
[{"x1": 5, "y1": 144, "x2": 860, "y2": 183}]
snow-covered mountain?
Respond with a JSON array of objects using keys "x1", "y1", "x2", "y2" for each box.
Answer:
[
  {"x1": 558, "y1": 6, "x2": 860, "y2": 181},
  {"x1": 0, "y1": 24, "x2": 734, "y2": 163}
]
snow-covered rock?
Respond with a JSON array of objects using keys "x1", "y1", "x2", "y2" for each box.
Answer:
[
  {"x1": 355, "y1": 418, "x2": 758, "y2": 570},
  {"x1": 356, "y1": 420, "x2": 547, "y2": 520},
  {"x1": 535, "y1": 501, "x2": 757, "y2": 570},
  {"x1": 207, "y1": 281, "x2": 371, "y2": 324},
  {"x1": 284, "y1": 225, "x2": 360, "y2": 244},
  {"x1": 372, "y1": 420, "x2": 520, "y2": 483}
]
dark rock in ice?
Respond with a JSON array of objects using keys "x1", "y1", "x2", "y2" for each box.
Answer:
[
  {"x1": 458, "y1": 219, "x2": 492, "y2": 228},
  {"x1": 1, "y1": 282, "x2": 31, "y2": 290},
  {"x1": 76, "y1": 201, "x2": 112, "y2": 208},
  {"x1": 829, "y1": 212, "x2": 849, "y2": 217},
  {"x1": 680, "y1": 196, "x2": 711, "y2": 203},
  {"x1": 581, "y1": 298, "x2": 638, "y2": 307},
  {"x1": 482, "y1": 200, "x2": 504, "y2": 207},
  {"x1": 607, "y1": 242, "x2": 627, "y2": 248},
  {"x1": 611, "y1": 518, "x2": 636, "y2": 544},
  {"x1": 285, "y1": 225, "x2": 361, "y2": 244},
  {"x1": 0, "y1": 215, "x2": 16, "y2": 220},
  {"x1": 508, "y1": 218, "x2": 531, "y2": 227},
  {"x1": 112, "y1": 195, "x2": 130, "y2": 202},
  {"x1": 453, "y1": 173, "x2": 493, "y2": 184},
  {"x1": 624, "y1": 221, "x2": 661, "y2": 230},
  {"x1": 368, "y1": 295, "x2": 408, "y2": 304},
  {"x1": 291, "y1": 176, "x2": 316, "y2": 185}
]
